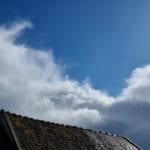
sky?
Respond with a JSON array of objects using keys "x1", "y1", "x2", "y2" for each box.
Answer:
[{"x1": 0, "y1": 0, "x2": 150, "y2": 149}]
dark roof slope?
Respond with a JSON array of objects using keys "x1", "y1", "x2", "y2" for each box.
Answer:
[{"x1": 0, "y1": 110, "x2": 141, "y2": 150}]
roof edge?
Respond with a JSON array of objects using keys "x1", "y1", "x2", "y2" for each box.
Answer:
[
  {"x1": 123, "y1": 136, "x2": 142, "y2": 150},
  {"x1": 0, "y1": 109, "x2": 22, "y2": 150},
  {"x1": 0, "y1": 109, "x2": 142, "y2": 150}
]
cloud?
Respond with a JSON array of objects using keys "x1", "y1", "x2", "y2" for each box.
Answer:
[
  {"x1": 118, "y1": 65, "x2": 150, "y2": 103},
  {"x1": 0, "y1": 20, "x2": 114, "y2": 126},
  {"x1": 0, "y1": 20, "x2": 150, "y2": 149}
]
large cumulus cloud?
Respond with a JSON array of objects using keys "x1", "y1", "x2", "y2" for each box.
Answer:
[
  {"x1": 0, "y1": 21, "x2": 114, "y2": 126},
  {"x1": 0, "y1": 21, "x2": 149, "y2": 149}
]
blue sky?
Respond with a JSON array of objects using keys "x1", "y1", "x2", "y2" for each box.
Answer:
[
  {"x1": 0, "y1": 0, "x2": 150, "y2": 149},
  {"x1": 1, "y1": 0, "x2": 150, "y2": 95}
]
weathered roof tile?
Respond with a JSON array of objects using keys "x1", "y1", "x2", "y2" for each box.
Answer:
[{"x1": 0, "y1": 110, "x2": 141, "y2": 150}]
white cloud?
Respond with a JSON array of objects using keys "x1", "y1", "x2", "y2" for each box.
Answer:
[
  {"x1": 0, "y1": 21, "x2": 150, "y2": 148},
  {"x1": 118, "y1": 65, "x2": 150, "y2": 103},
  {"x1": 0, "y1": 21, "x2": 114, "y2": 127}
]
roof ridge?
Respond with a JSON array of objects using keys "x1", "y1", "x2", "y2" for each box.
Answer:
[
  {"x1": 123, "y1": 136, "x2": 142, "y2": 150},
  {"x1": 98, "y1": 130, "x2": 123, "y2": 137},
  {"x1": 2, "y1": 109, "x2": 121, "y2": 136},
  {"x1": 1, "y1": 109, "x2": 85, "y2": 130},
  {"x1": 97, "y1": 130, "x2": 142, "y2": 149}
]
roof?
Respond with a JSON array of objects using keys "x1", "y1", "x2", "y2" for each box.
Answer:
[{"x1": 0, "y1": 109, "x2": 141, "y2": 150}]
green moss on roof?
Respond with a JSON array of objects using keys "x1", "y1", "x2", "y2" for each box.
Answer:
[
  {"x1": 5, "y1": 111, "x2": 140, "y2": 150},
  {"x1": 7, "y1": 113, "x2": 95, "y2": 150}
]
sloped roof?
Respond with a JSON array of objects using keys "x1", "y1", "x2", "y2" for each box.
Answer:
[{"x1": 0, "y1": 109, "x2": 141, "y2": 150}]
